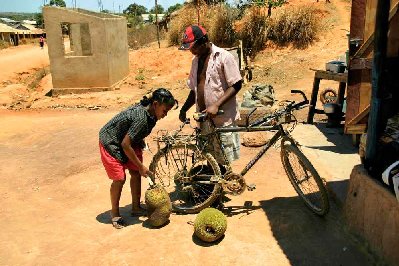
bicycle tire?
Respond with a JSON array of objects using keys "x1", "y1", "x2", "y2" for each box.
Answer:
[
  {"x1": 149, "y1": 144, "x2": 221, "y2": 214},
  {"x1": 280, "y1": 143, "x2": 330, "y2": 216}
]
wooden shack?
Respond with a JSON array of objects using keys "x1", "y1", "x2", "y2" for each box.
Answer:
[{"x1": 345, "y1": 0, "x2": 399, "y2": 136}]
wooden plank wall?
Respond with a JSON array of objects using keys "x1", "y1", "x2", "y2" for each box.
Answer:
[
  {"x1": 345, "y1": 0, "x2": 367, "y2": 127},
  {"x1": 345, "y1": 0, "x2": 399, "y2": 134},
  {"x1": 388, "y1": 3, "x2": 399, "y2": 57}
]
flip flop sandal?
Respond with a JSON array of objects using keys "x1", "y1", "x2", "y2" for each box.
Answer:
[{"x1": 111, "y1": 217, "x2": 125, "y2": 229}]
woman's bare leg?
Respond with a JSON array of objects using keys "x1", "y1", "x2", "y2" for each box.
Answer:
[
  {"x1": 110, "y1": 180, "x2": 125, "y2": 218},
  {"x1": 129, "y1": 170, "x2": 142, "y2": 211}
]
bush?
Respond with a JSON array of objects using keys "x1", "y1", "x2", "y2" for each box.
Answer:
[
  {"x1": 206, "y1": 5, "x2": 237, "y2": 47},
  {"x1": 0, "y1": 40, "x2": 10, "y2": 50},
  {"x1": 127, "y1": 24, "x2": 165, "y2": 49},
  {"x1": 267, "y1": 5, "x2": 320, "y2": 48},
  {"x1": 235, "y1": 7, "x2": 269, "y2": 57},
  {"x1": 167, "y1": 3, "x2": 237, "y2": 48}
]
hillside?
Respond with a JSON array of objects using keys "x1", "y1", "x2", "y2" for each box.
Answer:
[{"x1": 0, "y1": 0, "x2": 351, "y2": 112}]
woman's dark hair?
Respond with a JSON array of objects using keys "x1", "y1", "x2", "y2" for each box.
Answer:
[{"x1": 140, "y1": 88, "x2": 178, "y2": 109}]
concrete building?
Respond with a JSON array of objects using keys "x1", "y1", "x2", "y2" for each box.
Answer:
[{"x1": 43, "y1": 6, "x2": 129, "y2": 95}]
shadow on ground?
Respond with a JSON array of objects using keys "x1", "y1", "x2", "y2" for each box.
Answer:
[
  {"x1": 306, "y1": 122, "x2": 358, "y2": 155},
  {"x1": 259, "y1": 196, "x2": 379, "y2": 266},
  {"x1": 96, "y1": 204, "x2": 145, "y2": 227}
]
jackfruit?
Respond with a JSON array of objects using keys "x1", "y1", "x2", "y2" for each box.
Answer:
[
  {"x1": 145, "y1": 185, "x2": 172, "y2": 227},
  {"x1": 194, "y1": 208, "x2": 227, "y2": 242},
  {"x1": 148, "y1": 205, "x2": 171, "y2": 227},
  {"x1": 145, "y1": 185, "x2": 170, "y2": 209}
]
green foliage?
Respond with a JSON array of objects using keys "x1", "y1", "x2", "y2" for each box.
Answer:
[
  {"x1": 49, "y1": 0, "x2": 66, "y2": 7},
  {"x1": 148, "y1": 14, "x2": 154, "y2": 23},
  {"x1": 150, "y1": 4, "x2": 165, "y2": 14},
  {"x1": 194, "y1": 208, "x2": 227, "y2": 242},
  {"x1": 34, "y1": 12, "x2": 44, "y2": 28},
  {"x1": 0, "y1": 12, "x2": 36, "y2": 21},
  {"x1": 101, "y1": 9, "x2": 110, "y2": 13},
  {"x1": 167, "y1": 3, "x2": 183, "y2": 14},
  {"x1": 135, "y1": 69, "x2": 145, "y2": 81},
  {"x1": 123, "y1": 3, "x2": 147, "y2": 16},
  {"x1": 126, "y1": 15, "x2": 143, "y2": 27}
]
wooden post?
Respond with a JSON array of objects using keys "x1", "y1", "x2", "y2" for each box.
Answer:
[
  {"x1": 155, "y1": 0, "x2": 160, "y2": 48},
  {"x1": 365, "y1": 0, "x2": 391, "y2": 168}
]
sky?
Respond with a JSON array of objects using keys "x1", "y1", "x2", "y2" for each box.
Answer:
[{"x1": 0, "y1": 0, "x2": 185, "y2": 13}]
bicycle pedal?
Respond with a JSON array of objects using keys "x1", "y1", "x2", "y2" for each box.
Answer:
[{"x1": 247, "y1": 184, "x2": 256, "y2": 191}]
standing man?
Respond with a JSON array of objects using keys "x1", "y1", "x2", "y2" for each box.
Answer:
[{"x1": 178, "y1": 25, "x2": 243, "y2": 168}]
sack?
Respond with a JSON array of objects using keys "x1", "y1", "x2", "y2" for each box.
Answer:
[{"x1": 241, "y1": 84, "x2": 275, "y2": 108}]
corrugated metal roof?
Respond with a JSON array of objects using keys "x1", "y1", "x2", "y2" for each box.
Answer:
[
  {"x1": 0, "y1": 22, "x2": 44, "y2": 34},
  {"x1": 0, "y1": 17, "x2": 17, "y2": 23},
  {"x1": 0, "y1": 23, "x2": 16, "y2": 33}
]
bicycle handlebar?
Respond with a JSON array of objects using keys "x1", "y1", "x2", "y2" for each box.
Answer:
[
  {"x1": 290, "y1": 89, "x2": 309, "y2": 110},
  {"x1": 193, "y1": 110, "x2": 225, "y2": 122}
]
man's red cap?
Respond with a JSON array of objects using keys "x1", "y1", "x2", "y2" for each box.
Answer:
[{"x1": 179, "y1": 25, "x2": 207, "y2": 50}]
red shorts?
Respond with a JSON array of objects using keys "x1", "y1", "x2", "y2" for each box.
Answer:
[{"x1": 99, "y1": 142, "x2": 143, "y2": 181}]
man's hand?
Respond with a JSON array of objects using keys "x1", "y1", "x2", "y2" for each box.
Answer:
[
  {"x1": 205, "y1": 104, "x2": 219, "y2": 117},
  {"x1": 179, "y1": 109, "x2": 187, "y2": 122}
]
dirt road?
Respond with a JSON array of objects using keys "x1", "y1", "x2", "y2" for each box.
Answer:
[
  {"x1": 0, "y1": 44, "x2": 49, "y2": 83},
  {"x1": 0, "y1": 109, "x2": 379, "y2": 265}
]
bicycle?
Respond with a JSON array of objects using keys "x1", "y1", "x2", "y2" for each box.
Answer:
[{"x1": 149, "y1": 90, "x2": 330, "y2": 216}]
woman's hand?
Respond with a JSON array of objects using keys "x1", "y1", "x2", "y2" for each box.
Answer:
[{"x1": 138, "y1": 165, "x2": 153, "y2": 177}]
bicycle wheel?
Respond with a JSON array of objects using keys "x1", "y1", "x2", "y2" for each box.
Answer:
[
  {"x1": 149, "y1": 144, "x2": 221, "y2": 214},
  {"x1": 280, "y1": 143, "x2": 329, "y2": 216}
]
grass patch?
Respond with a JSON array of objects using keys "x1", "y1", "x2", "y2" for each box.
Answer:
[
  {"x1": 127, "y1": 24, "x2": 165, "y2": 49},
  {"x1": 28, "y1": 67, "x2": 49, "y2": 90},
  {"x1": 235, "y1": 7, "x2": 269, "y2": 57},
  {"x1": 267, "y1": 5, "x2": 320, "y2": 48},
  {"x1": 135, "y1": 68, "x2": 145, "y2": 81},
  {"x1": 0, "y1": 40, "x2": 11, "y2": 50}
]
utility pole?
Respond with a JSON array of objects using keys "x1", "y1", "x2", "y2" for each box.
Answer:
[{"x1": 155, "y1": 0, "x2": 160, "y2": 48}]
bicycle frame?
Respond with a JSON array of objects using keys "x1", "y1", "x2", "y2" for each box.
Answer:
[{"x1": 198, "y1": 121, "x2": 294, "y2": 178}]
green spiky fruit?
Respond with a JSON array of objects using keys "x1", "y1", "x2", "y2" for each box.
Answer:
[
  {"x1": 145, "y1": 185, "x2": 171, "y2": 209},
  {"x1": 148, "y1": 205, "x2": 171, "y2": 227},
  {"x1": 194, "y1": 208, "x2": 227, "y2": 242},
  {"x1": 145, "y1": 185, "x2": 172, "y2": 227}
]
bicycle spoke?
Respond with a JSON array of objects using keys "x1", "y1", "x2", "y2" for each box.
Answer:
[
  {"x1": 281, "y1": 144, "x2": 329, "y2": 216},
  {"x1": 150, "y1": 144, "x2": 221, "y2": 213}
]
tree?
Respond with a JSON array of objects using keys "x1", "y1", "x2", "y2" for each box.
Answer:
[
  {"x1": 167, "y1": 3, "x2": 182, "y2": 14},
  {"x1": 35, "y1": 12, "x2": 44, "y2": 28},
  {"x1": 265, "y1": 0, "x2": 285, "y2": 17},
  {"x1": 238, "y1": 0, "x2": 285, "y2": 17},
  {"x1": 149, "y1": 4, "x2": 164, "y2": 14},
  {"x1": 123, "y1": 3, "x2": 147, "y2": 16},
  {"x1": 49, "y1": 0, "x2": 66, "y2": 7}
]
